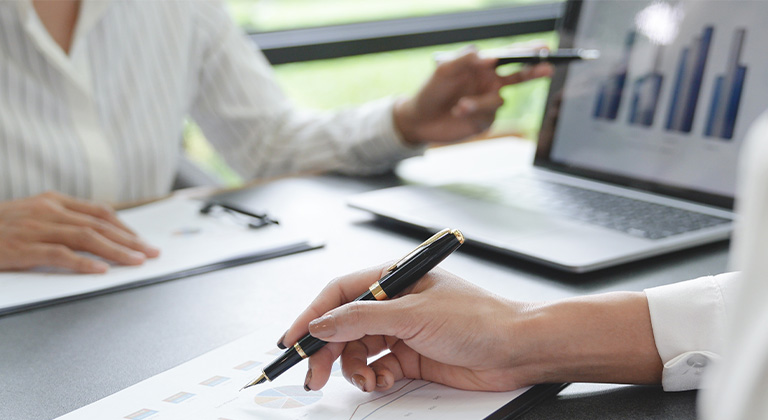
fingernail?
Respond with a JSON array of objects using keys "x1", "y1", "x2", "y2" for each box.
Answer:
[
  {"x1": 309, "y1": 315, "x2": 336, "y2": 338},
  {"x1": 276, "y1": 332, "x2": 287, "y2": 350},
  {"x1": 376, "y1": 374, "x2": 387, "y2": 388},
  {"x1": 351, "y1": 374, "x2": 366, "y2": 392},
  {"x1": 127, "y1": 251, "x2": 146, "y2": 263},
  {"x1": 304, "y1": 369, "x2": 313, "y2": 392},
  {"x1": 89, "y1": 260, "x2": 110, "y2": 272}
]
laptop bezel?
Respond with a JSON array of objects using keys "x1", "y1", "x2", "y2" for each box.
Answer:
[{"x1": 534, "y1": 0, "x2": 735, "y2": 210}]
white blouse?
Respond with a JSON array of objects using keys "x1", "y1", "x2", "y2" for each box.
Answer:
[{"x1": 0, "y1": 0, "x2": 418, "y2": 203}]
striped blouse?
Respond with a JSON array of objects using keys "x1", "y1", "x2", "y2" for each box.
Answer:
[{"x1": 0, "y1": 0, "x2": 418, "y2": 203}]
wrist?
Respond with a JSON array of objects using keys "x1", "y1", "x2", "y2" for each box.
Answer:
[
  {"x1": 510, "y1": 292, "x2": 663, "y2": 386},
  {"x1": 392, "y1": 97, "x2": 424, "y2": 147}
]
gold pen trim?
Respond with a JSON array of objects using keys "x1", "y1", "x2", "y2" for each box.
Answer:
[
  {"x1": 294, "y1": 343, "x2": 308, "y2": 359},
  {"x1": 386, "y1": 228, "x2": 451, "y2": 272},
  {"x1": 368, "y1": 281, "x2": 389, "y2": 301},
  {"x1": 240, "y1": 371, "x2": 270, "y2": 391}
]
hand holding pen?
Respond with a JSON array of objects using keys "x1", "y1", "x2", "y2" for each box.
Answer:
[
  {"x1": 242, "y1": 229, "x2": 467, "y2": 391},
  {"x1": 273, "y1": 263, "x2": 541, "y2": 394},
  {"x1": 244, "y1": 228, "x2": 547, "y2": 394}
]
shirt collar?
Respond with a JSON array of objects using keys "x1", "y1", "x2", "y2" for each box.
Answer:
[
  {"x1": 72, "y1": 0, "x2": 112, "y2": 52},
  {"x1": 15, "y1": 0, "x2": 112, "y2": 94}
]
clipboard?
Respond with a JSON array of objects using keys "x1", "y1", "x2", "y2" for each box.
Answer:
[
  {"x1": 0, "y1": 197, "x2": 323, "y2": 316},
  {"x1": 485, "y1": 383, "x2": 570, "y2": 419}
]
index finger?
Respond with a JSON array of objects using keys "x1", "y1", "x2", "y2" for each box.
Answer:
[
  {"x1": 52, "y1": 193, "x2": 136, "y2": 235},
  {"x1": 498, "y1": 62, "x2": 553, "y2": 86},
  {"x1": 280, "y1": 264, "x2": 390, "y2": 349}
]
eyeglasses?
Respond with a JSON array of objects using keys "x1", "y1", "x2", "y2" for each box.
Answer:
[{"x1": 199, "y1": 201, "x2": 279, "y2": 229}]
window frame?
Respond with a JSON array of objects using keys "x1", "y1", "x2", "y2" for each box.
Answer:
[{"x1": 248, "y1": 3, "x2": 564, "y2": 64}]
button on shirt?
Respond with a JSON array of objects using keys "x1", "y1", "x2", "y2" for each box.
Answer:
[
  {"x1": 0, "y1": 0, "x2": 418, "y2": 203},
  {"x1": 645, "y1": 272, "x2": 738, "y2": 391}
]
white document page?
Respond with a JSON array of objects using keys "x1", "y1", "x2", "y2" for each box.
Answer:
[
  {"x1": 54, "y1": 331, "x2": 530, "y2": 420},
  {"x1": 0, "y1": 197, "x2": 314, "y2": 315}
]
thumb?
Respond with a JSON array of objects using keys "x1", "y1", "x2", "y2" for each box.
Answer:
[
  {"x1": 308, "y1": 299, "x2": 412, "y2": 342},
  {"x1": 451, "y1": 92, "x2": 504, "y2": 117}
]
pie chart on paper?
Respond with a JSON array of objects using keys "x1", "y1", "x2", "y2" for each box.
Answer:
[{"x1": 253, "y1": 386, "x2": 323, "y2": 409}]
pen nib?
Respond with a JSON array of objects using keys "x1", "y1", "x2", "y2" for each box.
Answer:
[{"x1": 240, "y1": 372, "x2": 268, "y2": 391}]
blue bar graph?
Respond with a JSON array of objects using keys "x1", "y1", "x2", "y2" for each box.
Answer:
[
  {"x1": 705, "y1": 29, "x2": 747, "y2": 140},
  {"x1": 593, "y1": 32, "x2": 636, "y2": 121},
  {"x1": 665, "y1": 26, "x2": 714, "y2": 133},
  {"x1": 628, "y1": 47, "x2": 664, "y2": 127}
]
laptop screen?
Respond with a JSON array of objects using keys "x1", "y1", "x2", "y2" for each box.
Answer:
[{"x1": 536, "y1": 0, "x2": 768, "y2": 209}]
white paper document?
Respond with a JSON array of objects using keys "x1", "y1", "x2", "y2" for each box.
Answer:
[
  {"x1": 0, "y1": 197, "x2": 317, "y2": 315},
  {"x1": 55, "y1": 331, "x2": 530, "y2": 420}
]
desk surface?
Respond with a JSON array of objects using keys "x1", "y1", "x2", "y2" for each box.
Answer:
[{"x1": 0, "y1": 173, "x2": 727, "y2": 420}]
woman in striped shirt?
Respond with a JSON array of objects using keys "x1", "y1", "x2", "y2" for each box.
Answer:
[{"x1": 0, "y1": 0, "x2": 550, "y2": 273}]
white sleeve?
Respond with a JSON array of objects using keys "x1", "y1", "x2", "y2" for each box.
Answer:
[
  {"x1": 643, "y1": 272, "x2": 740, "y2": 391},
  {"x1": 187, "y1": 1, "x2": 423, "y2": 180}
]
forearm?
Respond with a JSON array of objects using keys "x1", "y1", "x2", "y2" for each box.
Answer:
[{"x1": 513, "y1": 292, "x2": 662, "y2": 386}]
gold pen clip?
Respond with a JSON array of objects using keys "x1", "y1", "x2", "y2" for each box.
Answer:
[{"x1": 386, "y1": 228, "x2": 460, "y2": 272}]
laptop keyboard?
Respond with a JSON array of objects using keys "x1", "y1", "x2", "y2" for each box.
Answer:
[{"x1": 450, "y1": 177, "x2": 731, "y2": 240}]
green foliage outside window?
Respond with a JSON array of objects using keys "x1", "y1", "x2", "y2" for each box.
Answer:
[
  {"x1": 184, "y1": 1, "x2": 558, "y2": 186},
  {"x1": 226, "y1": 0, "x2": 555, "y2": 31}
]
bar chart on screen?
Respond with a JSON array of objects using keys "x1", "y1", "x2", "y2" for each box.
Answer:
[
  {"x1": 664, "y1": 26, "x2": 714, "y2": 134},
  {"x1": 704, "y1": 29, "x2": 747, "y2": 140},
  {"x1": 549, "y1": 0, "x2": 768, "y2": 199},
  {"x1": 593, "y1": 31, "x2": 635, "y2": 121},
  {"x1": 589, "y1": 19, "x2": 753, "y2": 141}
]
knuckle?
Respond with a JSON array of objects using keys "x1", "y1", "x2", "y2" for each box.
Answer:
[
  {"x1": 35, "y1": 199, "x2": 58, "y2": 213},
  {"x1": 79, "y1": 227, "x2": 99, "y2": 241},
  {"x1": 40, "y1": 191, "x2": 60, "y2": 200},
  {"x1": 326, "y1": 276, "x2": 350, "y2": 298},
  {"x1": 46, "y1": 244, "x2": 72, "y2": 261},
  {"x1": 434, "y1": 61, "x2": 453, "y2": 77},
  {"x1": 92, "y1": 203, "x2": 114, "y2": 219},
  {"x1": 88, "y1": 219, "x2": 111, "y2": 234},
  {"x1": 327, "y1": 276, "x2": 344, "y2": 289},
  {"x1": 342, "y1": 302, "x2": 367, "y2": 326},
  {"x1": 72, "y1": 227, "x2": 100, "y2": 246}
]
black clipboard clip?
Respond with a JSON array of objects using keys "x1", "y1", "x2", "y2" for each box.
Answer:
[{"x1": 200, "y1": 201, "x2": 279, "y2": 229}]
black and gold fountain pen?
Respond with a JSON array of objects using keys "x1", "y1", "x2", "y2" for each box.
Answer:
[{"x1": 241, "y1": 228, "x2": 465, "y2": 391}]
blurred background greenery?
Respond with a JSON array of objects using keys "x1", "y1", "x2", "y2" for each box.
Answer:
[
  {"x1": 226, "y1": 0, "x2": 552, "y2": 31},
  {"x1": 184, "y1": 0, "x2": 559, "y2": 186}
]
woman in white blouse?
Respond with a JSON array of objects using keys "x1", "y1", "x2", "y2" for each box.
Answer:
[
  {"x1": 281, "y1": 113, "x2": 768, "y2": 418},
  {"x1": 0, "y1": 0, "x2": 550, "y2": 272}
]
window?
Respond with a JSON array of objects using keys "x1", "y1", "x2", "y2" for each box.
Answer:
[
  {"x1": 272, "y1": 33, "x2": 557, "y2": 137},
  {"x1": 184, "y1": 1, "x2": 563, "y2": 186},
  {"x1": 227, "y1": 0, "x2": 558, "y2": 32}
]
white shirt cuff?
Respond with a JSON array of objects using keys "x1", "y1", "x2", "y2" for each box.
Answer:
[{"x1": 644, "y1": 272, "x2": 739, "y2": 391}]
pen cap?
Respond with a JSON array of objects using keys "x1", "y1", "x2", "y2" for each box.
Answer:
[{"x1": 378, "y1": 230, "x2": 463, "y2": 298}]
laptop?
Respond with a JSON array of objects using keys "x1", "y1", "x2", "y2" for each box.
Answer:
[{"x1": 349, "y1": 0, "x2": 766, "y2": 272}]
